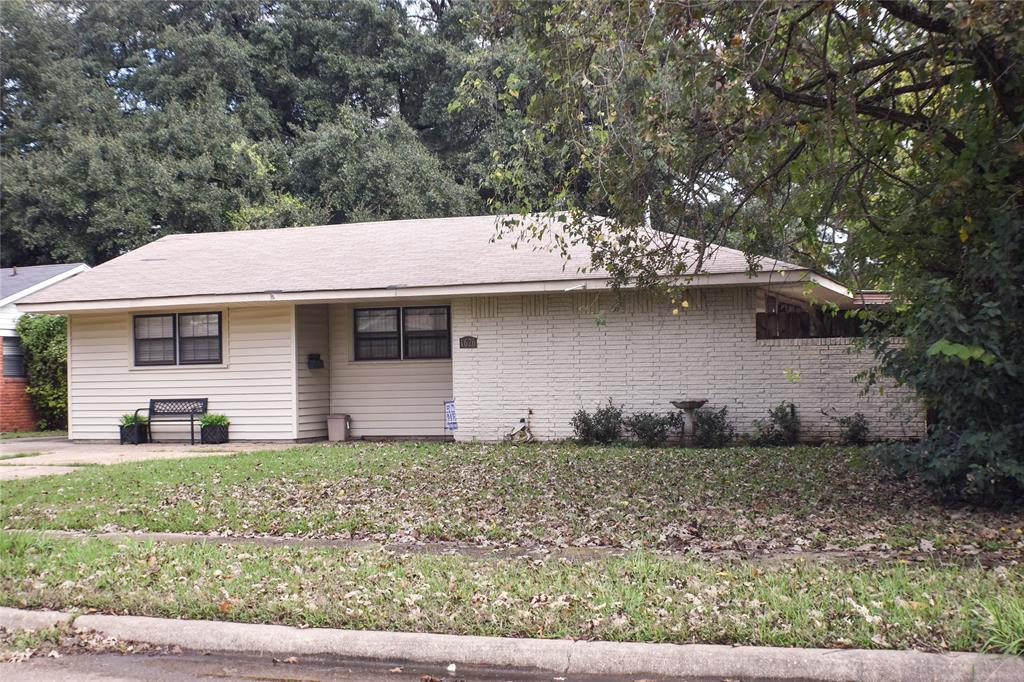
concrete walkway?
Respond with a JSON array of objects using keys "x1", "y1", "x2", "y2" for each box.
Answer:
[
  {"x1": 1, "y1": 607, "x2": 1021, "y2": 682},
  {"x1": 0, "y1": 438, "x2": 300, "y2": 480}
]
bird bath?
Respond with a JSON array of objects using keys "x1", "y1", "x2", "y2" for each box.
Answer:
[{"x1": 671, "y1": 399, "x2": 708, "y2": 445}]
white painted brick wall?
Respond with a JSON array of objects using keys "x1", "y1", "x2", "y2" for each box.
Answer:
[{"x1": 450, "y1": 287, "x2": 923, "y2": 442}]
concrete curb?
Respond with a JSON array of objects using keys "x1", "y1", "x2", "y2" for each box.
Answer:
[
  {"x1": 2, "y1": 608, "x2": 1022, "y2": 681},
  {"x1": 0, "y1": 606, "x2": 74, "y2": 630}
]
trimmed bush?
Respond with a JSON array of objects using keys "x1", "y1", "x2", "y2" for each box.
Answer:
[
  {"x1": 837, "y1": 412, "x2": 870, "y2": 445},
  {"x1": 571, "y1": 399, "x2": 623, "y2": 444},
  {"x1": 752, "y1": 402, "x2": 801, "y2": 446},
  {"x1": 693, "y1": 406, "x2": 735, "y2": 448},
  {"x1": 624, "y1": 411, "x2": 674, "y2": 447}
]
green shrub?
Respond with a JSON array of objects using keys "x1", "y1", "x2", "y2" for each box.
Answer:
[
  {"x1": 752, "y1": 402, "x2": 801, "y2": 446},
  {"x1": 623, "y1": 411, "x2": 673, "y2": 447},
  {"x1": 119, "y1": 413, "x2": 148, "y2": 426},
  {"x1": 201, "y1": 413, "x2": 230, "y2": 427},
  {"x1": 878, "y1": 425, "x2": 1024, "y2": 505},
  {"x1": 14, "y1": 314, "x2": 68, "y2": 430},
  {"x1": 571, "y1": 399, "x2": 623, "y2": 444},
  {"x1": 693, "y1": 406, "x2": 735, "y2": 448},
  {"x1": 837, "y1": 412, "x2": 870, "y2": 445}
]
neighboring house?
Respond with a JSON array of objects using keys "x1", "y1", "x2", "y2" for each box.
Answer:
[
  {"x1": 1, "y1": 263, "x2": 90, "y2": 432},
  {"x1": 18, "y1": 216, "x2": 922, "y2": 443}
]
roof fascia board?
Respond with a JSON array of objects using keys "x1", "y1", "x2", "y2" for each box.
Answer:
[
  {"x1": 0, "y1": 264, "x2": 91, "y2": 308},
  {"x1": 19, "y1": 269, "x2": 850, "y2": 314}
]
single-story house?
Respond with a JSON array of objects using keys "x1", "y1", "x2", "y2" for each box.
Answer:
[
  {"x1": 18, "y1": 215, "x2": 922, "y2": 443},
  {"x1": 1, "y1": 262, "x2": 90, "y2": 431}
]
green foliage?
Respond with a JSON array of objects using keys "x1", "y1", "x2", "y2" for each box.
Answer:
[
  {"x1": 878, "y1": 427, "x2": 1024, "y2": 506},
  {"x1": 571, "y1": 399, "x2": 623, "y2": 444},
  {"x1": 752, "y1": 403, "x2": 801, "y2": 447},
  {"x1": 119, "y1": 413, "x2": 148, "y2": 427},
  {"x1": 693, "y1": 406, "x2": 735, "y2": 448},
  {"x1": 0, "y1": 0, "x2": 499, "y2": 266},
  {"x1": 623, "y1": 411, "x2": 673, "y2": 448},
  {"x1": 200, "y1": 413, "x2": 230, "y2": 428},
  {"x1": 837, "y1": 413, "x2": 870, "y2": 447},
  {"x1": 14, "y1": 315, "x2": 67, "y2": 430},
  {"x1": 289, "y1": 113, "x2": 474, "y2": 224},
  {"x1": 866, "y1": 209, "x2": 1024, "y2": 504}
]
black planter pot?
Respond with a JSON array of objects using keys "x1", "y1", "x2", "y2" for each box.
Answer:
[
  {"x1": 201, "y1": 424, "x2": 229, "y2": 444},
  {"x1": 120, "y1": 423, "x2": 148, "y2": 445}
]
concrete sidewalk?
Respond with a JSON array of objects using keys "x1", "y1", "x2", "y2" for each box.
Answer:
[
  {"x1": 0, "y1": 438, "x2": 300, "y2": 480},
  {"x1": 1, "y1": 607, "x2": 1021, "y2": 682}
]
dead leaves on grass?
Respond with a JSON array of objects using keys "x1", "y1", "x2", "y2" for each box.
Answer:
[{"x1": 3, "y1": 443, "x2": 1022, "y2": 563}]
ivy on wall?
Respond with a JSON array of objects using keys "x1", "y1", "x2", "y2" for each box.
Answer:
[{"x1": 15, "y1": 314, "x2": 67, "y2": 430}]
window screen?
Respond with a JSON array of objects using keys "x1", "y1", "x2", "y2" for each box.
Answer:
[
  {"x1": 354, "y1": 308, "x2": 400, "y2": 360},
  {"x1": 403, "y1": 307, "x2": 450, "y2": 359},
  {"x1": 2, "y1": 336, "x2": 26, "y2": 377},
  {"x1": 178, "y1": 313, "x2": 222, "y2": 364},
  {"x1": 134, "y1": 315, "x2": 176, "y2": 365}
]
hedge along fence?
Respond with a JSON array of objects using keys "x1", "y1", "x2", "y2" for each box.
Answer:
[{"x1": 15, "y1": 314, "x2": 68, "y2": 430}]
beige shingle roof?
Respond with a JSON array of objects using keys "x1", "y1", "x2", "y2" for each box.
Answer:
[{"x1": 23, "y1": 215, "x2": 807, "y2": 305}]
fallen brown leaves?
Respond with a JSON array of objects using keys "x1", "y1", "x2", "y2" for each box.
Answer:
[
  {"x1": 0, "y1": 623, "x2": 173, "y2": 663},
  {"x1": 4, "y1": 443, "x2": 1021, "y2": 564}
]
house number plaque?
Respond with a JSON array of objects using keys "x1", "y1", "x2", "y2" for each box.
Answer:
[{"x1": 459, "y1": 336, "x2": 478, "y2": 349}]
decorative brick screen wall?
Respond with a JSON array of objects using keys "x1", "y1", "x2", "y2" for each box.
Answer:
[
  {"x1": 451, "y1": 287, "x2": 924, "y2": 442},
  {"x1": 0, "y1": 338, "x2": 37, "y2": 432}
]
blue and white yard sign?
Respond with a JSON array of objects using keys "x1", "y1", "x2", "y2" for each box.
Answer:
[{"x1": 444, "y1": 400, "x2": 458, "y2": 431}]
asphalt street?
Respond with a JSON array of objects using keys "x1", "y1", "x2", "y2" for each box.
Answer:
[{"x1": 0, "y1": 650, "x2": 701, "y2": 682}]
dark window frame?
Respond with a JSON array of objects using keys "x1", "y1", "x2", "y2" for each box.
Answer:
[
  {"x1": 3, "y1": 336, "x2": 27, "y2": 378},
  {"x1": 132, "y1": 312, "x2": 223, "y2": 367},
  {"x1": 402, "y1": 306, "x2": 451, "y2": 360},
  {"x1": 352, "y1": 305, "x2": 451, "y2": 361},
  {"x1": 353, "y1": 307, "x2": 401, "y2": 361},
  {"x1": 133, "y1": 313, "x2": 177, "y2": 366},
  {"x1": 177, "y1": 312, "x2": 223, "y2": 365}
]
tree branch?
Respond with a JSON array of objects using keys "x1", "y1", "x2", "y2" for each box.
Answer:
[
  {"x1": 754, "y1": 79, "x2": 966, "y2": 155},
  {"x1": 877, "y1": 1, "x2": 954, "y2": 35}
]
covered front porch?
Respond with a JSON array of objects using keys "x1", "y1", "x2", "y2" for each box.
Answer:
[{"x1": 295, "y1": 300, "x2": 455, "y2": 441}]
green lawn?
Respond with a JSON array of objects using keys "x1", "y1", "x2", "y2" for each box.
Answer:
[
  {"x1": 0, "y1": 430, "x2": 66, "y2": 440},
  {"x1": 2, "y1": 443, "x2": 1022, "y2": 654},
  {"x1": 1, "y1": 443, "x2": 1021, "y2": 560},
  {"x1": 1, "y1": 531, "x2": 1021, "y2": 654}
]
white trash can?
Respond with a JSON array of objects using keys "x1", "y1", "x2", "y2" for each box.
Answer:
[{"x1": 327, "y1": 414, "x2": 350, "y2": 442}]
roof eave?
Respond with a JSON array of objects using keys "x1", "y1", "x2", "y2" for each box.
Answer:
[
  {"x1": 0, "y1": 264, "x2": 92, "y2": 309},
  {"x1": 17, "y1": 269, "x2": 851, "y2": 314}
]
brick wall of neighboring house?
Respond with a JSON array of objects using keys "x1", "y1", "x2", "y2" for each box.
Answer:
[
  {"x1": 450, "y1": 286, "x2": 924, "y2": 443},
  {"x1": 0, "y1": 337, "x2": 37, "y2": 432}
]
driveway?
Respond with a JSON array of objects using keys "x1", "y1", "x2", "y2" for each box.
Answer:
[{"x1": 0, "y1": 438, "x2": 300, "y2": 480}]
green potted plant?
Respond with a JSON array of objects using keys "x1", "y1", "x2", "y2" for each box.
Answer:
[
  {"x1": 119, "y1": 413, "x2": 148, "y2": 445},
  {"x1": 200, "y1": 413, "x2": 230, "y2": 444}
]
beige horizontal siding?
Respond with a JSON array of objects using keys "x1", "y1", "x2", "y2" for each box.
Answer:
[
  {"x1": 68, "y1": 305, "x2": 296, "y2": 441},
  {"x1": 328, "y1": 302, "x2": 453, "y2": 438},
  {"x1": 295, "y1": 304, "x2": 330, "y2": 439}
]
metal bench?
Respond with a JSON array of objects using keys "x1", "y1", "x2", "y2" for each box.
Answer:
[{"x1": 135, "y1": 398, "x2": 208, "y2": 445}]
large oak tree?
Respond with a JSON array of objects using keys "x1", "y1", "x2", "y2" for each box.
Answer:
[{"x1": 483, "y1": 0, "x2": 1024, "y2": 502}]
